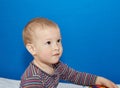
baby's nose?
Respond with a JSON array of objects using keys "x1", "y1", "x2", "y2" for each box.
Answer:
[{"x1": 53, "y1": 43, "x2": 59, "y2": 50}]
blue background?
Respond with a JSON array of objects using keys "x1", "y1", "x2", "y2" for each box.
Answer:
[{"x1": 0, "y1": 0, "x2": 120, "y2": 84}]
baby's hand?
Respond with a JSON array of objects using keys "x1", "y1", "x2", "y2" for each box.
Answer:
[
  {"x1": 95, "y1": 76, "x2": 118, "y2": 88},
  {"x1": 89, "y1": 85, "x2": 108, "y2": 88}
]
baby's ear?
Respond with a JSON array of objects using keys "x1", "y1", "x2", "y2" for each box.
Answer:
[{"x1": 26, "y1": 43, "x2": 36, "y2": 56}]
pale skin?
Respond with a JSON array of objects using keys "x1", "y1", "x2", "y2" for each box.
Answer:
[
  {"x1": 96, "y1": 76, "x2": 118, "y2": 88},
  {"x1": 26, "y1": 26, "x2": 118, "y2": 88}
]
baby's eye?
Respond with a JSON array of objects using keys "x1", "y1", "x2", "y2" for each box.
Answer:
[
  {"x1": 57, "y1": 39, "x2": 61, "y2": 43},
  {"x1": 46, "y1": 41, "x2": 51, "y2": 45}
]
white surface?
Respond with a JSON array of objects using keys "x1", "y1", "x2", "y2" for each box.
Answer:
[
  {"x1": 57, "y1": 83, "x2": 88, "y2": 88},
  {"x1": 0, "y1": 78, "x2": 20, "y2": 88},
  {"x1": 0, "y1": 77, "x2": 119, "y2": 88},
  {"x1": 0, "y1": 77, "x2": 86, "y2": 88}
]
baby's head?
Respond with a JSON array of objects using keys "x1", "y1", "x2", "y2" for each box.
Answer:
[
  {"x1": 23, "y1": 18, "x2": 59, "y2": 45},
  {"x1": 23, "y1": 18, "x2": 63, "y2": 64}
]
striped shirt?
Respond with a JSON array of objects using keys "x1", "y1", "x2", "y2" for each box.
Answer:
[{"x1": 20, "y1": 61, "x2": 97, "y2": 88}]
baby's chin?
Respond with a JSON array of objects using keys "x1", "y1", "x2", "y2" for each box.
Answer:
[
  {"x1": 51, "y1": 58, "x2": 60, "y2": 64},
  {"x1": 53, "y1": 59, "x2": 60, "y2": 64},
  {"x1": 52, "y1": 55, "x2": 61, "y2": 61}
]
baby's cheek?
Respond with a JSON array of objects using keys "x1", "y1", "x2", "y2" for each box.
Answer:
[
  {"x1": 42, "y1": 51, "x2": 52, "y2": 58},
  {"x1": 60, "y1": 47, "x2": 63, "y2": 55}
]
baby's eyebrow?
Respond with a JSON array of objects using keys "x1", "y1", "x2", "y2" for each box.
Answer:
[
  {"x1": 44, "y1": 36, "x2": 62, "y2": 41},
  {"x1": 45, "y1": 39, "x2": 52, "y2": 41},
  {"x1": 57, "y1": 37, "x2": 62, "y2": 40}
]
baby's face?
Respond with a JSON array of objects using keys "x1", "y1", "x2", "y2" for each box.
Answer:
[{"x1": 33, "y1": 27, "x2": 63, "y2": 65}]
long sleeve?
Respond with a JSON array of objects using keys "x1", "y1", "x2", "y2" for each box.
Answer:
[
  {"x1": 57, "y1": 62, "x2": 97, "y2": 86},
  {"x1": 20, "y1": 75, "x2": 44, "y2": 88}
]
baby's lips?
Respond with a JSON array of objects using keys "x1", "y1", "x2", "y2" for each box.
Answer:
[{"x1": 53, "y1": 53, "x2": 59, "y2": 56}]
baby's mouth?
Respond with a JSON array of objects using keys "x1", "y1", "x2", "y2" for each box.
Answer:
[{"x1": 53, "y1": 53, "x2": 60, "y2": 56}]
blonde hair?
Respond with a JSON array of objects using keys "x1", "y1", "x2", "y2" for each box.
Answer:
[{"x1": 23, "y1": 18, "x2": 58, "y2": 45}]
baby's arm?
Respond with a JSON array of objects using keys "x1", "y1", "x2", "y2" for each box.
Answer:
[
  {"x1": 58, "y1": 62, "x2": 118, "y2": 88},
  {"x1": 58, "y1": 62, "x2": 97, "y2": 86},
  {"x1": 95, "y1": 76, "x2": 118, "y2": 88}
]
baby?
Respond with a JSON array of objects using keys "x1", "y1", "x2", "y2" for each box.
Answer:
[{"x1": 20, "y1": 18, "x2": 117, "y2": 88}]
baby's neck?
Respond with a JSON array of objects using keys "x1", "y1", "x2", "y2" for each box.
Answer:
[{"x1": 33, "y1": 59, "x2": 54, "y2": 75}]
